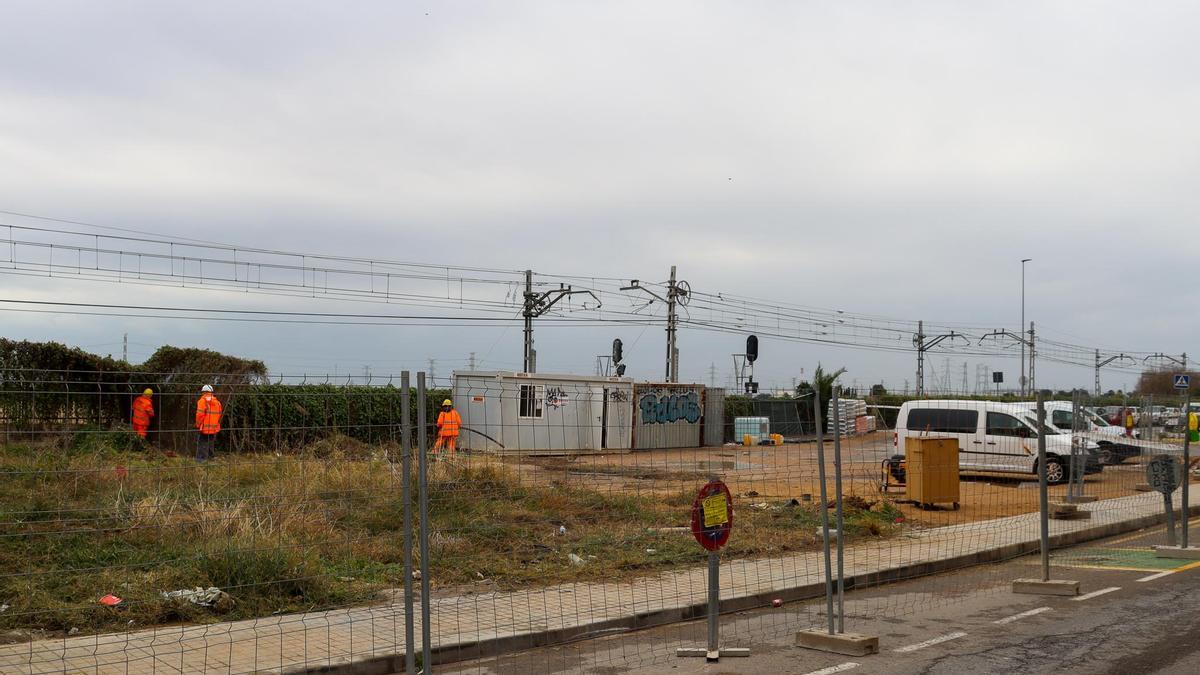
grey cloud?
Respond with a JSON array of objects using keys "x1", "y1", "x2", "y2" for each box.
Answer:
[{"x1": 1, "y1": 1, "x2": 1197, "y2": 390}]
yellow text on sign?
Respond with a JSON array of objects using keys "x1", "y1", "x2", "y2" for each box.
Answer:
[{"x1": 702, "y1": 493, "x2": 729, "y2": 528}]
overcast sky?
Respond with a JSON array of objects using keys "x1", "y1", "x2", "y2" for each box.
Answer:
[{"x1": 1, "y1": 1, "x2": 1196, "y2": 393}]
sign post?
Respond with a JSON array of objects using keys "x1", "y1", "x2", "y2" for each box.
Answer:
[
  {"x1": 1182, "y1": 386, "x2": 1192, "y2": 549},
  {"x1": 1148, "y1": 454, "x2": 1182, "y2": 547},
  {"x1": 676, "y1": 479, "x2": 749, "y2": 661}
]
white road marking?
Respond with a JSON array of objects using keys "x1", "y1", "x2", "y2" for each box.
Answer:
[
  {"x1": 1137, "y1": 570, "x2": 1175, "y2": 583},
  {"x1": 802, "y1": 663, "x2": 860, "y2": 675},
  {"x1": 993, "y1": 606, "x2": 1052, "y2": 624},
  {"x1": 1072, "y1": 586, "x2": 1122, "y2": 601},
  {"x1": 893, "y1": 631, "x2": 968, "y2": 653}
]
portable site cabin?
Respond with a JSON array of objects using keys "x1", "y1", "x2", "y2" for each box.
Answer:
[
  {"x1": 451, "y1": 371, "x2": 635, "y2": 454},
  {"x1": 451, "y1": 371, "x2": 726, "y2": 454}
]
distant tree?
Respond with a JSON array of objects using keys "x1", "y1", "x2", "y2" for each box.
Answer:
[
  {"x1": 1137, "y1": 368, "x2": 1198, "y2": 396},
  {"x1": 794, "y1": 364, "x2": 848, "y2": 421},
  {"x1": 869, "y1": 383, "x2": 887, "y2": 397}
]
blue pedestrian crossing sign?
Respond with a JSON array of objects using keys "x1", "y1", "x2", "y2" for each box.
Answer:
[{"x1": 1174, "y1": 374, "x2": 1190, "y2": 390}]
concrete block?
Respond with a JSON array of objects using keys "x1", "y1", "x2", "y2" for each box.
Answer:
[
  {"x1": 675, "y1": 647, "x2": 750, "y2": 660},
  {"x1": 796, "y1": 630, "x2": 880, "y2": 656},
  {"x1": 1153, "y1": 546, "x2": 1200, "y2": 560},
  {"x1": 1012, "y1": 579, "x2": 1080, "y2": 596},
  {"x1": 1049, "y1": 502, "x2": 1077, "y2": 516},
  {"x1": 1051, "y1": 510, "x2": 1092, "y2": 521}
]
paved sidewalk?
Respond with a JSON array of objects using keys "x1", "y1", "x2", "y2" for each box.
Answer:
[{"x1": 2, "y1": 489, "x2": 1195, "y2": 674}]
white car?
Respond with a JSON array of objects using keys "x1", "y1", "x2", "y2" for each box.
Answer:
[
  {"x1": 893, "y1": 400, "x2": 1103, "y2": 484},
  {"x1": 1015, "y1": 402, "x2": 1138, "y2": 464}
]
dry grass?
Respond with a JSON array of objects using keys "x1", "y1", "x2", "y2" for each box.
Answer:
[{"x1": 0, "y1": 435, "x2": 905, "y2": 639}]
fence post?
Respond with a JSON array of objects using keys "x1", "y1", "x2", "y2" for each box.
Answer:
[
  {"x1": 795, "y1": 384, "x2": 878, "y2": 657},
  {"x1": 400, "y1": 372, "x2": 415, "y2": 675},
  {"x1": 813, "y1": 386, "x2": 834, "y2": 635},
  {"x1": 832, "y1": 386, "x2": 846, "y2": 634},
  {"x1": 1013, "y1": 390, "x2": 1081, "y2": 596},
  {"x1": 417, "y1": 372, "x2": 433, "y2": 671},
  {"x1": 1037, "y1": 392, "x2": 1050, "y2": 582},
  {"x1": 1157, "y1": 389, "x2": 1194, "y2": 556}
]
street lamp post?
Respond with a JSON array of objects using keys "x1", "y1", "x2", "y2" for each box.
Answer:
[{"x1": 1021, "y1": 258, "x2": 1031, "y2": 396}]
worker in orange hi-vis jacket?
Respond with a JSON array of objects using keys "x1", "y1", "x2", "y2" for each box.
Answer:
[
  {"x1": 195, "y1": 384, "x2": 223, "y2": 462},
  {"x1": 433, "y1": 398, "x2": 462, "y2": 459},
  {"x1": 131, "y1": 389, "x2": 155, "y2": 439}
]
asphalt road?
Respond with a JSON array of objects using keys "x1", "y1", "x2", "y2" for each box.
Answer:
[{"x1": 437, "y1": 529, "x2": 1200, "y2": 675}]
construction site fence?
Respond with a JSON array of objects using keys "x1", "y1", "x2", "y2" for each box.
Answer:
[{"x1": 0, "y1": 372, "x2": 1195, "y2": 674}]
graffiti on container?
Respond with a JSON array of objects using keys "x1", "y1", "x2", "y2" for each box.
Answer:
[
  {"x1": 608, "y1": 389, "x2": 629, "y2": 402},
  {"x1": 639, "y1": 391, "x2": 702, "y2": 425},
  {"x1": 545, "y1": 386, "x2": 570, "y2": 408}
]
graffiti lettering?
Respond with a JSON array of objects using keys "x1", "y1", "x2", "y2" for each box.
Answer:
[
  {"x1": 608, "y1": 389, "x2": 629, "y2": 402},
  {"x1": 545, "y1": 386, "x2": 569, "y2": 408},
  {"x1": 639, "y1": 391, "x2": 701, "y2": 425}
]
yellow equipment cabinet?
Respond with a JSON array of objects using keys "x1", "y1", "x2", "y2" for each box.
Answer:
[{"x1": 906, "y1": 436, "x2": 960, "y2": 510}]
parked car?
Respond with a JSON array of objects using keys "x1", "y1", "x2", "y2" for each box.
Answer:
[
  {"x1": 1147, "y1": 405, "x2": 1168, "y2": 425},
  {"x1": 1168, "y1": 404, "x2": 1200, "y2": 429},
  {"x1": 1015, "y1": 402, "x2": 1138, "y2": 465},
  {"x1": 1104, "y1": 406, "x2": 1140, "y2": 426},
  {"x1": 1163, "y1": 407, "x2": 1182, "y2": 427},
  {"x1": 892, "y1": 400, "x2": 1103, "y2": 485}
]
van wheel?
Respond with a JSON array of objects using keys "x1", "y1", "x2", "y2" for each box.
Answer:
[
  {"x1": 1043, "y1": 457, "x2": 1067, "y2": 485},
  {"x1": 1096, "y1": 446, "x2": 1115, "y2": 465}
]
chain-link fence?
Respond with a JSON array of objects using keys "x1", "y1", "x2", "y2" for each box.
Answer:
[{"x1": 1, "y1": 368, "x2": 1195, "y2": 673}]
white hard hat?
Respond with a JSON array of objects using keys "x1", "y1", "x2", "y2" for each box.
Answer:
[{"x1": 201, "y1": 384, "x2": 214, "y2": 392}]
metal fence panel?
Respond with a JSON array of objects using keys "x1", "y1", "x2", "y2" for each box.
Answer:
[{"x1": 4, "y1": 368, "x2": 1198, "y2": 674}]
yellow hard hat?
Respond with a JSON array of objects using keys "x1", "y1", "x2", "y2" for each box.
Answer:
[
  {"x1": 143, "y1": 388, "x2": 153, "y2": 396},
  {"x1": 442, "y1": 399, "x2": 453, "y2": 406}
]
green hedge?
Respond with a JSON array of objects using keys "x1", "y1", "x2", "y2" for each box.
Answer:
[
  {"x1": 1, "y1": 339, "x2": 453, "y2": 453},
  {"x1": 223, "y1": 384, "x2": 451, "y2": 452}
]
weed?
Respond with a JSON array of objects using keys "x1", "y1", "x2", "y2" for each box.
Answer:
[{"x1": 0, "y1": 436, "x2": 905, "y2": 638}]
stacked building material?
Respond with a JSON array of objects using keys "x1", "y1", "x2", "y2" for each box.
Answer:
[{"x1": 827, "y1": 397, "x2": 867, "y2": 436}]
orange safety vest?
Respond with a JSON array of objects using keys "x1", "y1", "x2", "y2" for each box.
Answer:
[
  {"x1": 132, "y1": 395, "x2": 154, "y2": 426},
  {"x1": 196, "y1": 394, "x2": 223, "y2": 435},
  {"x1": 437, "y1": 409, "x2": 462, "y2": 437}
]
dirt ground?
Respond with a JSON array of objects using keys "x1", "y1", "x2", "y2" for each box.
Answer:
[{"x1": 498, "y1": 431, "x2": 1198, "y2": 530}]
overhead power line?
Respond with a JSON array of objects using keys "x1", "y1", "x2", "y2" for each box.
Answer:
[{"x1": 0, "y1": 209, "x2": 1185, "y2": 378}]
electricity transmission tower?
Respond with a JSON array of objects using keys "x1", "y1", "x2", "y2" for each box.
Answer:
[{"x1": 974, "y1": 364, "x2": 991, "y2": 394}]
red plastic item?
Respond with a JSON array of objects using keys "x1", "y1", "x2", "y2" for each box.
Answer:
[{"x1": 99, "y1": 594, "x2": 122, "y2": 607}]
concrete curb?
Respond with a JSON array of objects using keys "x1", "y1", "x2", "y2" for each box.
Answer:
[{"x1": 284, "y1": 503, "x2": 1200, "y2": 674}]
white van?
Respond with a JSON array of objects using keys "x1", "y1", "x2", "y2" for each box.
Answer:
[
  {"x1": 1015, "y1": 401, "x2": 1138, "y2": 465},
  {"x1": 892, "y1": 400, "x2": 1103, "y2": 485}
]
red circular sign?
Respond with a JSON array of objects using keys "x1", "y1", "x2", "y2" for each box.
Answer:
[{"x1": 691, "y1": 479, "x2": 734, "y2": 551}]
